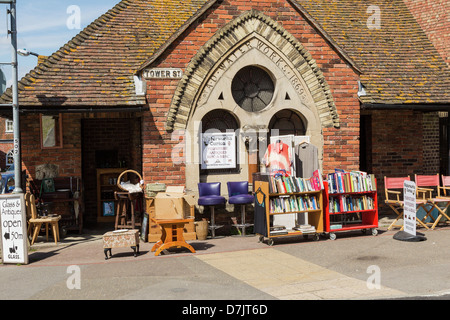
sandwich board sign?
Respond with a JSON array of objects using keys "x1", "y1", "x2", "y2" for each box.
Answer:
[
  {"x1": 0, "y1": 193, "x2": 28, "y2": 264},
  {"x1": 403, "y1": 180, "x2": 416, "y2": 236}
]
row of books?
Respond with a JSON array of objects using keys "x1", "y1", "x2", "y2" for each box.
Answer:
[
  {"x1": 270, "y1": 225, "x2": 288, "y2": 236},
  {"x1": 327, "y1": 169, "x2": 376, "y2": 194},
  {"x1": 269, "y1": 194, "x2": 320, "y2": 214},
  {"x1": 269, "y1": 224, "x2": 316, "y2": 235},
  {"x1": 269, "y1": 170, "x2": 324, "y2": 194},
  {"x1": 329, "y1": 194, "x2": 375, "y2": 213}
]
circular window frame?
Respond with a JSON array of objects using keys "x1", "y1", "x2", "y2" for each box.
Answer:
[{"x1": 231, "y1": 65, "x2": 275, "y2": 112}]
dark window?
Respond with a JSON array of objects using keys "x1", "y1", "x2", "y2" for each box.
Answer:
[{"x1": 268, "y1": 109, "x2": 306, "y2": 137}]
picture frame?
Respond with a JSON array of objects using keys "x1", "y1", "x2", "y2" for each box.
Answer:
[
  {"x1": 103, "y1": 201, "x2": 115, "y2": 217},
  {"x1": 140, "y1": 212, "x2": 149, "y2": 242}
]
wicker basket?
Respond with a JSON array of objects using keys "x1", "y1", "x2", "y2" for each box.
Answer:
[{"x1": 117, "y1": 170, "x2": 144, "y2": 193}]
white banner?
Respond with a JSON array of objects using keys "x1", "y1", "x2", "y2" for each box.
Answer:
[
  {"x1": 0, "y1": 193, "x2": 28, "y2": 264},
  {"x1": 201, "y1": 132, "x2": 236, "y2": 169},
  {"x1": 403, "y1": 180, "x2": 416, "y2": 236}
]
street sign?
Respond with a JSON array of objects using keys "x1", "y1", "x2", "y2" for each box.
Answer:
[
  {"x1": 403, "y1": 180, "x2": 416, "y2": 236},
  {"x1": 0, "y1": 193, "x2": 28, "y2": 264}
]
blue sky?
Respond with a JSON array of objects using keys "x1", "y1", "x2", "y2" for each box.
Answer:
[{"x1": 1, "y1": 0, "x2": 120, "y2": 90}]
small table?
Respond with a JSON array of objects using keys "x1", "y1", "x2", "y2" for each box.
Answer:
[
  {"x1": 151, "y1": 218, "x2": 196, "y2": 256},
  {"x1": 102, "y1": 229, "x2": 140, "y2": 260}
]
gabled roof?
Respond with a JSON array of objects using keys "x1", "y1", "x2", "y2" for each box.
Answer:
[
  {"x1": 296, "y1": 0, "x2": 450, "y2": 105},
  {"x1": 0, "y1": 0, "x2": 211, "y2": 108},
  {"x1": 0, "y1": 0, "x2": 448, "y2": 109}
]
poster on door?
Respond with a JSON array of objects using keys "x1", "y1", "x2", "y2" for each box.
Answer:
[
  {"x1": 0, "y1": 193, "x2": 28, "y2": 264},
  {"x1": 201, "y1": 132, "x2": 236, "y2": 169},
  {"x1": 403, "y1": 180, "x2": 416, "y2": 236}
]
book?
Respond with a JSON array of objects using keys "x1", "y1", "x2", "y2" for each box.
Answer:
[{"x1": 313, "y1": 169, "x2": 324, "y2": 190}]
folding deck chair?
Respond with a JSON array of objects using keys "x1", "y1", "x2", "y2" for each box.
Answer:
[
  {"x1": 415, "y1": 174, "x2": 450, "y2": 230},
  {"x1": 439, "y1": 175, "x2": 450, "y2": 198},
  {"x1": 384, "y1": 176, "x2": 411, "y2": 230}
]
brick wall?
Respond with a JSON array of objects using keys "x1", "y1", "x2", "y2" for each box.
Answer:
[
  {"x1": 403, "y1": 0, "x2": 449, "y2": 66},
  {"x1": 422, "y1": 112, "x2": 440, "y2": 173},
  {"x1": 368, "y1": 109, "x2": 441, "y2": 214},
  {"x1": 20, "y1": 113, "x2": 82, "y2": 179},
  {"x1": 142, "y1": 0, "x2": 360, "y2": 184}
]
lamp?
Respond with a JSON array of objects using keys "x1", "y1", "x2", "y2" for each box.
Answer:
[{"x1": 17, "y1": 48, "x2": 39, "y2": 57}]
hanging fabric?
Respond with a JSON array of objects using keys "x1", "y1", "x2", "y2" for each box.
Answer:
[{"x1": 254, "y1": 187, "x2": 268, "y2": 237}]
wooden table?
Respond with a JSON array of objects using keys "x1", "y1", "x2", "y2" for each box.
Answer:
[
  {"x1": 102, "y1": 229, "x2": 140, "y2": 259},
  {"x1": 151, "y1": 218, "x2": 196, "y2": 256}
]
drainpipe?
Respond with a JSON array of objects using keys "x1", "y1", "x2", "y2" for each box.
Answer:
[{"x1": 3, "y1": 0, "x2": 23, "y2": 193}]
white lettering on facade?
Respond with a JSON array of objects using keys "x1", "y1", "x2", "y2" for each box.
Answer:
[{"x1": 199, "y1": 38, "x2": 309, "y2": 105}]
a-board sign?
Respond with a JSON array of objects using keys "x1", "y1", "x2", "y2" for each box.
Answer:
[
  {"x1": 403, "y1": 180, "x2": 416, "y2": 236},
  {"x1": 0, "y1": 193, "x2": 28, "y2": 264}
]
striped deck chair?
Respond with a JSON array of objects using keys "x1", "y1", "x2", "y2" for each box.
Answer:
[{"x1": 384, "y1": 176, "x2": 410, "y2": 231}]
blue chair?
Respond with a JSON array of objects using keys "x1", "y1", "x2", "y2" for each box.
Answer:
[
  {"x1": 198, "y1": 182, "x2": 226, "y2": 238},
  {"x1": 227, "y1": 181, "x2": 254, "y2": 236}
]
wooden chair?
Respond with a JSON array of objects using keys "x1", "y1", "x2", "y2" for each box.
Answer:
[
  {"x1": 25, "y1": 193, "x2": 61, "y2": 245},
  {"x1": 384, "y1": 176, "x2": 410, "y2": 230},
  {"x1": 438, "y1": 175, "x2": 450, "y2": 198},
  {"x1": 415, "y1": 174, "x2": 450, "y2": 230}
]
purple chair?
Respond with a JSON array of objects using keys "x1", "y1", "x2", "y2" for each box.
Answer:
[
  {"x1": 227, "y1": 181, "x2": 254, "y2": 236},
  {"x1": 198, "y1": 182, "x2": 226, "y2": 238}
]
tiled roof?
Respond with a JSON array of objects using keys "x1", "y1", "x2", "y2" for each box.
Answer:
[
  {"x1": 0, "y1": 0, "x2": 210, "y2": 108},
  {"x1": 1, "y1": 0, "x2": 448, "y2": 108},
  {"x1": 295, "y1": 0, "x2": 450, "y2": 105}
]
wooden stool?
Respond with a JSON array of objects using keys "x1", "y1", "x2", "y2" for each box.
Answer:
[
  {"x1": 151, "y1": 218, "x2": 196, "y2": 256},
  {"x1": 114, "y1": 191, "x2": 142, "y2": 230}
]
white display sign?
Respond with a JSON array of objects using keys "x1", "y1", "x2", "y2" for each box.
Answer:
[
  {"x1": 0, "y1": 193, "x2": 28, "y2": 264},
  {"x1": 201, "y1": 132, "x2": 236, "y2": 169},
  {"x1": 403, "y1": 180, "x2": 416, "y2": 236}
]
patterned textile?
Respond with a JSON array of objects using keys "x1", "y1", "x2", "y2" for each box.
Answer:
[{"x1": 103, "y1": 230, "x2": 139, "y2": 249}]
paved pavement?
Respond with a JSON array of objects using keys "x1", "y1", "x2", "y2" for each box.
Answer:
[{"x1": 1, "y1": 216, "x2": 450, "y2": 306}]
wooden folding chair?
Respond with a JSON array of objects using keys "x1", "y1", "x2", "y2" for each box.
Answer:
[
  {"x1": 438, "y1": 175, "x2": 450, "y2": 198},
  {"x1": 384, "y1": 176, "x2": 410, "y2": 230},
  {"x1": 415, "y1": 174, "x2": 450, "y2": 230}
]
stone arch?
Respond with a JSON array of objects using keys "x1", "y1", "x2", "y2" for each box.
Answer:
[{"x1": 166, "y1": 9, "x2": 339, "y2": 132}]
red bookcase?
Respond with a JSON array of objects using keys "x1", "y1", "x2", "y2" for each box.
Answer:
[{"x1": 323, "y1": 180, "x2": 378, "y2": 240}]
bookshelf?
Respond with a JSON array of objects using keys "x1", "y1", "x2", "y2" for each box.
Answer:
[
  {"x1": 96, "y1": 168, "x2": 127, "y2": 222},
  {"x1": 323, "y1": 172, "x2": 378, "y2": 240},
  {"x1": 254, "y1": 176, "x2": 324, "y2": 246}
]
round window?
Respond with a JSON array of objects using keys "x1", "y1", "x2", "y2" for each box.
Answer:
[{"x1": 231, "y1": 66, "x2": 274, "y2": 112}]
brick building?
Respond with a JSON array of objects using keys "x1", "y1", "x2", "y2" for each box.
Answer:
[{"x1": 0, "y1": 0, "x2": 449, "y2": 226}]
